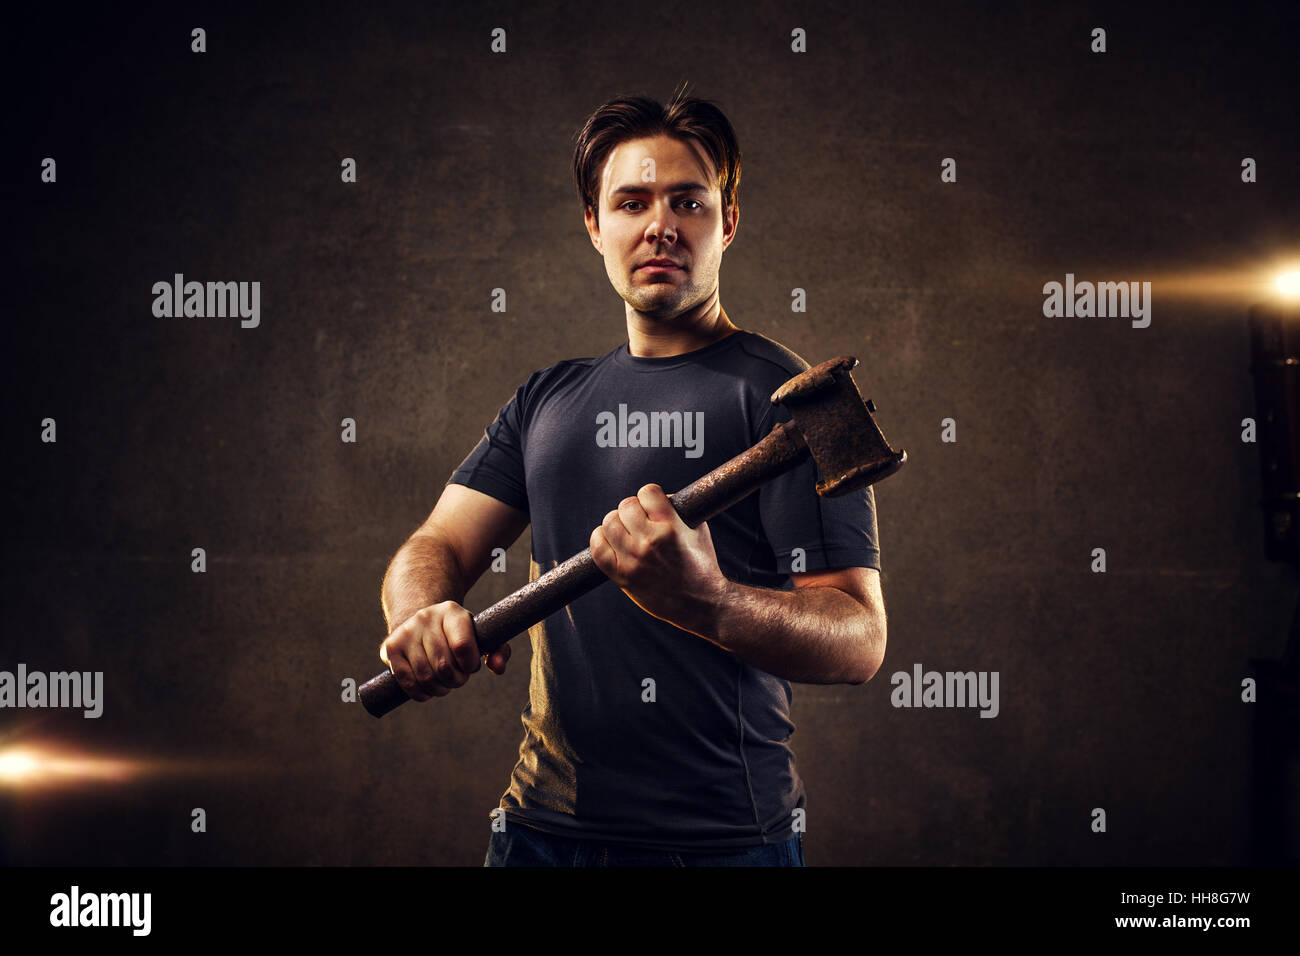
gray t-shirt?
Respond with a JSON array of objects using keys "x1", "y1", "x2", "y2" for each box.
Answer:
[{"x1": 447, "y1": 329, "x2": 881, "y2": 850}]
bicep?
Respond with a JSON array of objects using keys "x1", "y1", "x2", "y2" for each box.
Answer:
[{"x1": 417, "y1": 483, "x2": 530, "y2": 587}]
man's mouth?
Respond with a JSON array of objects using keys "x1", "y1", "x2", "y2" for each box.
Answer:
[{"x1": 639, "y1": 259, "x2": 683, "y2": 272}]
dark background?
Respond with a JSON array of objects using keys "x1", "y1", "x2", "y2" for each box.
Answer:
[{"x1": 3, "y1": 0, "x2": 1297, "y2": 867}]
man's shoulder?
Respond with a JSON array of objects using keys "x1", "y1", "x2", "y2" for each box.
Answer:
[
  {"x1": 726, "y1": 330, "x2": 812, "y2": 377},
  {"x1": 711, "y1": 330, "x2": 816, "y2": 403},
  {"x1": 513, "y1": 348, "x2": 611, "y2": 396}
]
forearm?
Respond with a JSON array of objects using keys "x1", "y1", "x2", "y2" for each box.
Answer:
[
  {"x1": 688, "y1": 579, "x2": 886, "y2": 685},
  {"x1": 380, "y1": 532, "x2": 468, "y2": 632}
]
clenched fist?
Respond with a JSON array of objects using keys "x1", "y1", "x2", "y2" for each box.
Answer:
[{"x1": 380, "y1": 601, "x2": 510, "y2": 701}]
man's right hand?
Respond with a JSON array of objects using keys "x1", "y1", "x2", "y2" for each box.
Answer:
[{"x1": 379, "y1": 601, "x2": 511, "y2": 701}]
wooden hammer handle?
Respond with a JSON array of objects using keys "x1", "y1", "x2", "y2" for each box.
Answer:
[{"x1": 359, "y1": 422, "x2": 809, "y2": 717}]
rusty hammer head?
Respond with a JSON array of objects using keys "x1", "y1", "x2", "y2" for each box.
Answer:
[{"x1": 770, "y1": 356, "x2": 906, "y2": 496}]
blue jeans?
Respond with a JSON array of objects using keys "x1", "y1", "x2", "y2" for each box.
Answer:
[{"x1": 484, "y1": 822, "x2": 805, "y2": 866}]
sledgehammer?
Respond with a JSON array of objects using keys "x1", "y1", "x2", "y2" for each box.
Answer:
[{"x1": 360, "y1": 356, "x2": 905, "y2": 717}]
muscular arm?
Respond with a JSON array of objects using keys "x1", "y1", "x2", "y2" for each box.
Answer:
[
  {"x1": 695, "y1": 567, "x2": 887, "y2": 686},
  {"x1": 382, "y1": 533, "x2": 466, "y2": 631},
  {"x1": 590, "y1": 483, "x2": 885, "y2": 687},
  {"x1": 381, "y1": 483, "x2": 530, "y2": 631}
]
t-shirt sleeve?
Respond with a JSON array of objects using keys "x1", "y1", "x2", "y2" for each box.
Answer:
[
  {"x1": 445, "y1": 380, "x2": 531, "y2": 515},
  {"x1": 754, "y1": 401, "x2": 882, "y2": 575}
]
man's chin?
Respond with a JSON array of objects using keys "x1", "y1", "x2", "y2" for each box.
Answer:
[{"x1": 625, "y1": 293, "x2": 685, "y2": 319}]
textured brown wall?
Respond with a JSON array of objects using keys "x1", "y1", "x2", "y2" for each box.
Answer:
[{"x1": 4, "y1": 0, "x2": 1297, "y2": 866}]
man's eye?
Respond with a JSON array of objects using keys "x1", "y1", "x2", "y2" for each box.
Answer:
[{"x1": 620, "y1": 200, "x2": 702, "y2": 211}]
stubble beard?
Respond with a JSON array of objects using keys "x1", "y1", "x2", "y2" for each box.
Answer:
[{"x1": 625, "y1": 271, "x2": 697, "y2": 321}]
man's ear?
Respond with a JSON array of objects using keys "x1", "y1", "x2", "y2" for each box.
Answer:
[
  {"x1": 584, "y1": 206, "x2": 602, "y2": 253},
  {"x1": 722, "y1": 202, "x2": 740, "y2": 250}
]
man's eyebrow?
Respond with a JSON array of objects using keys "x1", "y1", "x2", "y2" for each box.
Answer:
[{"x1": 609, "y1": 181, "x2": 711, "y2": 198}]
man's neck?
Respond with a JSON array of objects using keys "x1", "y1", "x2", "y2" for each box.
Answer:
[{"x1": 625, "y1": 297, "x2": 740, "y2": 358}]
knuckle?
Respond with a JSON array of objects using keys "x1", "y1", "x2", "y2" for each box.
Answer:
[{"x1": 433, "y1": 659, "x2": 461, "y2": 687}]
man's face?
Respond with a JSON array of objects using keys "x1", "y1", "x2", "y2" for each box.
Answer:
[{"x1": 584, "y1": 134, "x2": 738, "y2": 320}]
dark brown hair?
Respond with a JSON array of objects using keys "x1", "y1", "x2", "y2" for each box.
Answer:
[{"x1": 572, "y1": 81, "x2": 741, "y2": 225}]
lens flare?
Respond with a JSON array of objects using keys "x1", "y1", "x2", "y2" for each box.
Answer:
[
  {"x1": 0, "y1": 749, "x2": 41, "y2": 783},
  {"x1": 1276, "y1": 271, "x2": 1300, "y2": 298},
  {"x1": 0, "y1": 744, "x2": 144, "y2": 788}
]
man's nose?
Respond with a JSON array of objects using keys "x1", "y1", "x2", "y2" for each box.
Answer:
[{"x1": 645, "y1": 200, "x2": 677, "y2": 243}]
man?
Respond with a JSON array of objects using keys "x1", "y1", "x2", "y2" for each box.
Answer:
[{"x1": 379, "y1": 88, "x2": 886, "y2": 866}]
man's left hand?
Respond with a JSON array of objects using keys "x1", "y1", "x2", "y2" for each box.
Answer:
[{"x1": 589, "y1": 483, "x2": 731, "y2": 634}]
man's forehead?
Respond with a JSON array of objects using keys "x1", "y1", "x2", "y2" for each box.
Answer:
[{"x1": 600, "y1": 136, "x2": 717, "y2": 195}]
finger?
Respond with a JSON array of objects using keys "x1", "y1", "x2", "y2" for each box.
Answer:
[
  {"x1": 590, "y1": 526, "x2": 621, "y2": 580},
  {"x1": 485, "y1": 643, "x2": 511, "y2": 675},
  {"x1": 637, "y1": 483, "x2": 678, "y2": 523},
  {"x1": 401, "y1": 627, "x2": 442, "y2": 699},
  {"x1": 617, "y1": 494, "x2": 654, "y2": 537},
  {"x1": 421, "y1": 621, "x2": 468, "y2": 690},
  {"x1": 602, "y1": 507, "x2": 633, "y2": 552},
  {"x1": 443, "y1": 605, "x2": 481, "y2": 676},
  {"x1": 383, "y1": 638, "x2": 432, "y2": 702}
]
